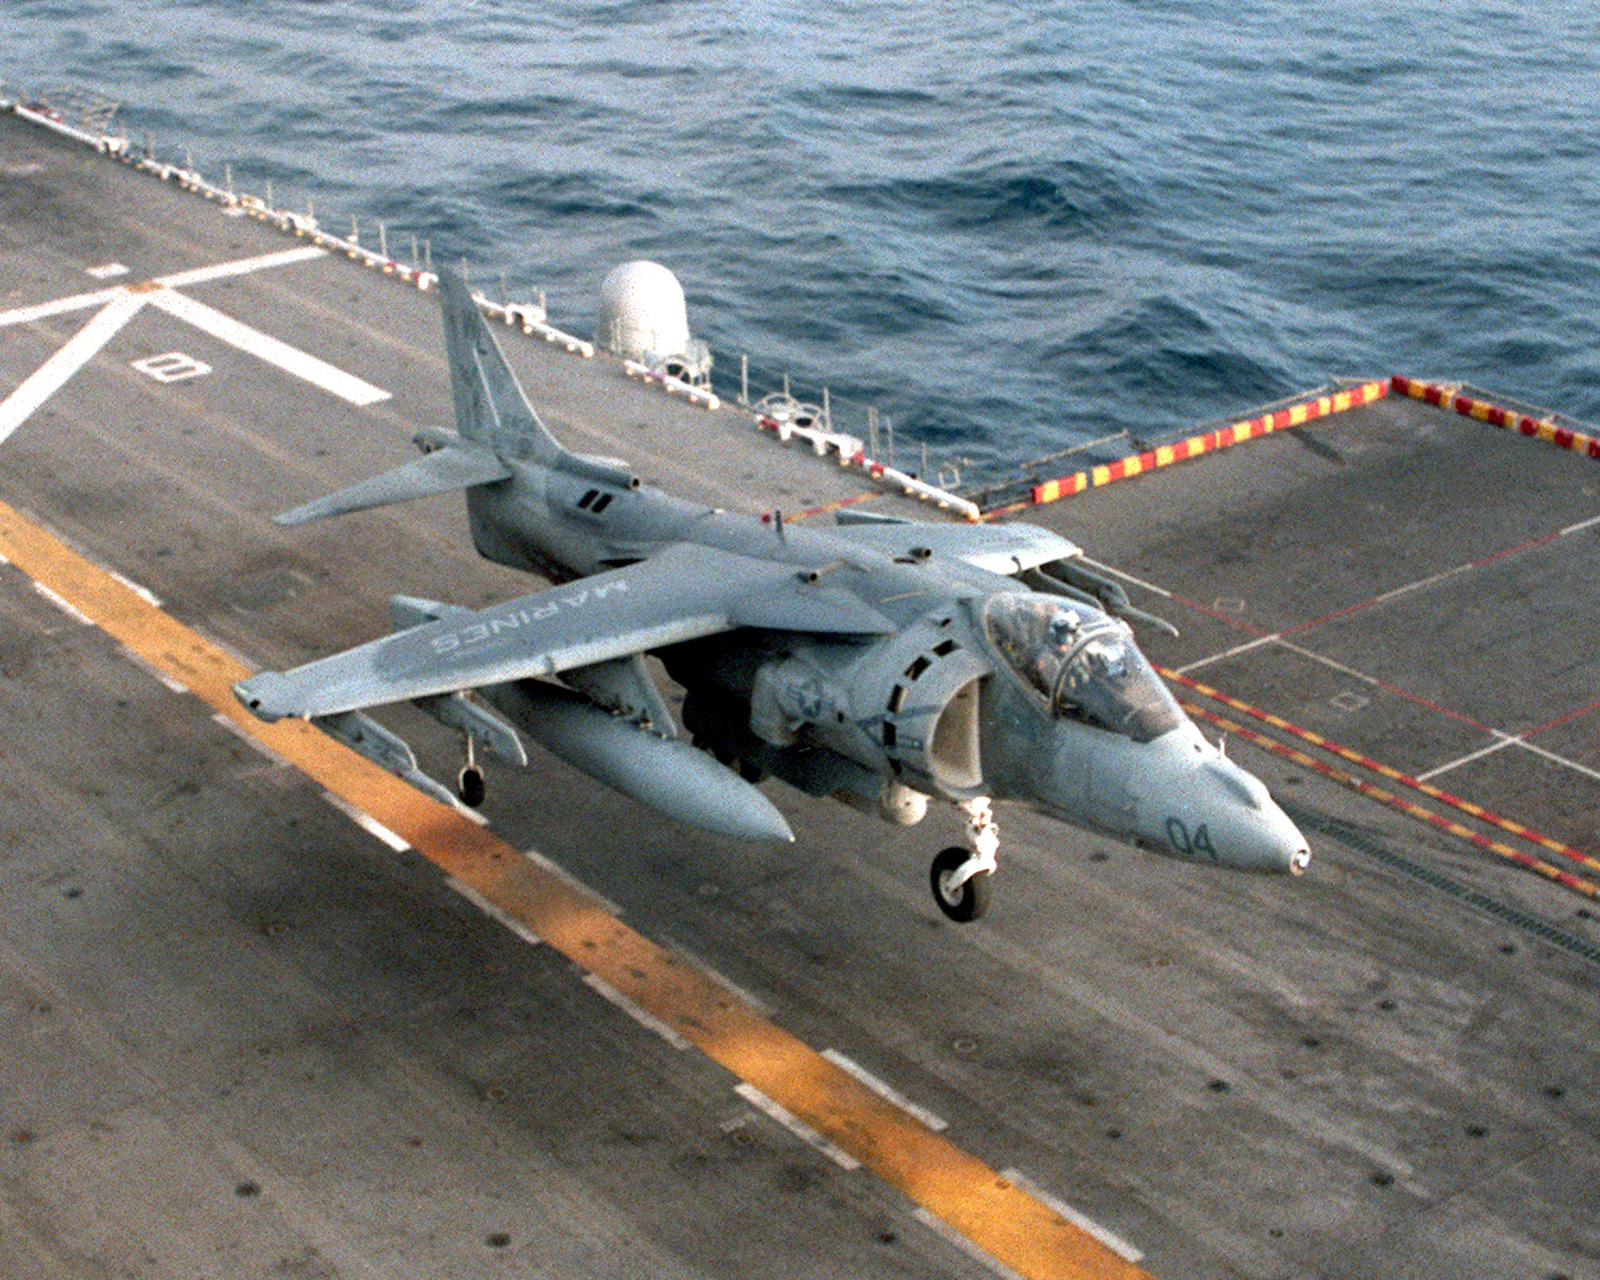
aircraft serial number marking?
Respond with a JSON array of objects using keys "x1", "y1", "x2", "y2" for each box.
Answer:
[{"x1": 1165, "y1": 816, "x2": 1218, "y2": 861}]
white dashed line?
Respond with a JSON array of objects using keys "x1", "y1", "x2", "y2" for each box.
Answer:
[
  {"x1": 118, "y1": 646, "x2": 189, "y2": 694},
  {"x1": 446, "y1": 876, "x2": 544, "y2": 947},
  {"x1": 999, "y1": 1168, "x2": 1144, "y2": 1263},
  {"x1": 911, "y1": 1208, "x2": 1027, "y2": 1280},
  {"x1": 821, "y1": 1048, "x2": 948, "y2": 1132},
  {"x1": 734, "y1": 1083, "x2": 861, "y2": 1170},
  {"x1": 320, "y1": 792, "x2": 410, "y2": 852},
  {"x1": 583, "y1": 973, "x2": 691, "y2": 1051},
  {"x1": 32, "y1": 581, "x2": 95, "y2": 625}
]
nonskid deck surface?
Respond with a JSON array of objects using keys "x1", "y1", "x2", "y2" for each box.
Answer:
[{"x1": 1, "y1": 106, "x2": 1597, "y2": 1280}]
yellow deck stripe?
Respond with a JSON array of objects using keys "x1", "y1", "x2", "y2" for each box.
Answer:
[{"x1": 0, "y1": 497, "x2": 1146, "y2": 1280}]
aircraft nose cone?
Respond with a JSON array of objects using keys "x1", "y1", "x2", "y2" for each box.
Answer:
[{"x1": 1147, "y1": 749, "x2": 1311, "y2": 875}]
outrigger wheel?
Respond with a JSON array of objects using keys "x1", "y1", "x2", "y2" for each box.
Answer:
[
  {"x1": 457, "y1": 765, "x2": 486, "y2": 808},
  {"x1": 929, "y1": 797, "x2": 1001, "y2": 923},
  {"x1": 457, "y1": 735, "x2": 486, "y2": 808}
]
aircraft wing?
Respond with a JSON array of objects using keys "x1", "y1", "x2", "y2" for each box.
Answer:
[
  {"x1": 831, "y1": 516, "x2": 1082, "y2": 576},
  {"x1": 234, "y1": 542, "x2": 894, "y2": 721}
]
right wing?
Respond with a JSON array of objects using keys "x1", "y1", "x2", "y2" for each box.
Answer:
[
  {"x1": 234, "y1": 542, "x2": 893, "y2": 722},
  {"x1": 830, "y1": 516, "x2": 1083, "y2": 576}
]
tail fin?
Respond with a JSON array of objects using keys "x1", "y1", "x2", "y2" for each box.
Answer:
[{"x1": 439, "y1": 266, "x2": 565, "y2": 463}]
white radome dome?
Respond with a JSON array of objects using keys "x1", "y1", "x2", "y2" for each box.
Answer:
[{"x1": 597, "y1": 260, "x2": 692, "y2": 365}]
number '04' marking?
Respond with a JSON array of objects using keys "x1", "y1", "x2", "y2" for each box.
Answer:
[{"x1": 1165, "y1": 817, "x2": 1217, "y2": 861}]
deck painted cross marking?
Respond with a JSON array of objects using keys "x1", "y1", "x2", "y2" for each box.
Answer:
[{"x1": 0, "y1": 245, "x2": 388, "y2": 444}]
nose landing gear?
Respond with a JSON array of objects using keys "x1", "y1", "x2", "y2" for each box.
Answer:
[{"x1": 930, "y1": 797, "x2": 999, "y2": 923}]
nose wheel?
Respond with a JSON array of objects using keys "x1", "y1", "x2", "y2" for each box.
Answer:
[{"x1": 929, "y1": 798, "x2": 999, "y2": 923}]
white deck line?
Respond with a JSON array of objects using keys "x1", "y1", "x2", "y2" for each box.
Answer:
[
  {"x1": 209, "y1": 713, "x2": 294, "y2": 769},
  {"x1": 660, "y1": 937, "x2": 776, "y2": 1017},
  {"x1": 155, "y1": 244, "x2": 327, "y2": 289},
  {"x1": 0, "y1": 292, "x2": 146, "y2": 442},
  {"x1": 1076, "y1": 555, "x2": 1175, "y2": 600},
  {"x1": 583, "y1": 973, "x2": 691, "y2": 1051},
  {"x1": 910, "y1": 1208, "x2": 1028, "y2": 1280},
  {"x1": 820, "y1": 1048, "x2": 948, "y2": 1132},
  {"x1": 1413, "y1": 735, "x2": 1521, "y2": 782},
  {"x1": 522, "y1": 847, "x2": 624, "y2": 916},
  {"x1": 1175, "y1": 632, "x2": 1280, "y2": 674},
  {"x1": 1515, "y1": 738, "x2": 1600, "y2": 785},
  {"x1": 999, "y1": 1167, "x2": 1144, "y2": 1263},
  {"x1": 320, "y1": 792, "x2": 410, "y2": 852},
  {"x1": 32, "y1": 580, "x2": 95, "y2": 625},
  {"x1": 733, "y1": 1082, "x2": 862, "y2": 1171},
  {"x1": 445, "y1": 876, "x2": 544, "y2": 948},
  {"x1": 118, "y1": 646, "x2": 189, "y2": 694},
  {"x1": 106, "y1": 567, "x2": 163, "y2": 607},
  {"x1": 147, "y1": 289, "x2": 390, "y2": 406},
  {"x1": 0, "y1": 286, "x2": 123, "y2": 327},
  {"x1": 0, "y1": 246, "x2": 328, "y2": 330}
]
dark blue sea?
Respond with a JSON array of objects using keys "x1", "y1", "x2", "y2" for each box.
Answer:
[{"x1": 4, "y1": 1, "x2": 1598, "y2": 476}]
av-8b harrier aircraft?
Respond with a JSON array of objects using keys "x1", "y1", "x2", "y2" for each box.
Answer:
[{"x1": 235, "y1": 269, "x2": 1309, "y2": 921}]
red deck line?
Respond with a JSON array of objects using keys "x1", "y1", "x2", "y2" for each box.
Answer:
[
  {"x1": 1278, "y1": 525, "x2": 1567, "y2": 640},
  {"x1": 1521, "y1": 696, "x2": 1600, "y2": 742}
]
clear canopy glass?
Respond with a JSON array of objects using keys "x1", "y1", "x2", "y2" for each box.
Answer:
[{"x1": 982, "y1": 594, "x2": 1182, "y2": 742}]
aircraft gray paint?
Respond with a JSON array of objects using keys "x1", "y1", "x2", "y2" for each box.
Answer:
[{"x1": 235, "y1": 269, "x2": 1310, "y2": 921}]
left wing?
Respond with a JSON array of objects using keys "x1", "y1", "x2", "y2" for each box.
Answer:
[{"x1": 234, "y1": 542, "x2": 894, "y2": 721}]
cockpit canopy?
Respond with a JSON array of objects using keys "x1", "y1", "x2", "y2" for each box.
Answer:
[{"x1": 981, "y1": 593, "x2": 1183, "y2": 742}]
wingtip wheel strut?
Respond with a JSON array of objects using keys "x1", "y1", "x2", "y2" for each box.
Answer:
[{"x1": 930, "y1": 797, "x2": 999, "y2": 923}]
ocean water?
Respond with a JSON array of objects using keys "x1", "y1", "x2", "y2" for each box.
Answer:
[{"x1": 4, "y1": 0, "x2": 1598, "y2": 476}]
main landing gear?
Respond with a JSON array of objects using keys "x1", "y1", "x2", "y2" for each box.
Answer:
[{"x1": 930, "y1": 797, "x2": 999, "y2": 923}]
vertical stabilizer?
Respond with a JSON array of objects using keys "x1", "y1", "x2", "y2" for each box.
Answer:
[{"x1": 439, "y1": 266, "x2": 564, "y2": 462}]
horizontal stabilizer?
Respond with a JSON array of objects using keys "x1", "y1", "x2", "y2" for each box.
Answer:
[{"x1": 275, "y1": 444, "x2": 511, "y2": 526}]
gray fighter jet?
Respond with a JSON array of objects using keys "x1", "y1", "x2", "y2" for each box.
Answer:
[{"x1": 234, "y1": 269, "x2": 1309, "y2": 922}]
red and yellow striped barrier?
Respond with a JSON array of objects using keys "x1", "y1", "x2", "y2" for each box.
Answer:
[
  {"x1": 1029, "y1": 380, "x2": 1390, "y2": 507},
  {"x1": 1389, "y1": 375, "x2": 1600, "y2": 461}
]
